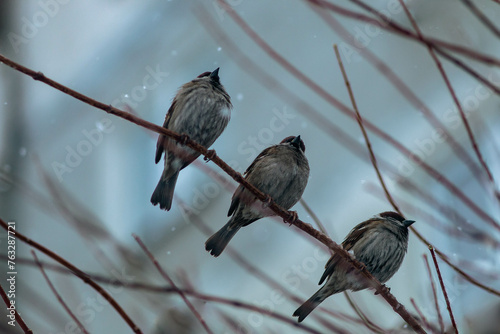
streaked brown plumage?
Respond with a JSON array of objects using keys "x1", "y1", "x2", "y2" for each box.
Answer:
[
  {"x1": 205, "y1": 136, "x2": 310, "y2": 257},
  {"x1": 151, "y1": 68, "x2": 232, "y2": 210},
  {"x1": 293, "y1": 211, "x2": 415, "y2": 322}
]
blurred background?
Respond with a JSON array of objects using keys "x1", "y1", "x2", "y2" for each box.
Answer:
[{"x1": 1, "y1": 0, "x2": 499, "y2": 333}]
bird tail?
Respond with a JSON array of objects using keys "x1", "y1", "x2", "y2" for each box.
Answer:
[
  {"x1": 205, "y1": 219, "x2": 241, "y2": 257},
  {"x1": 293, "y1": 288, "x2": 331, "y2": 322},
  {"x1": 151, "y1": 170, "x2": 179, "y2": 211}
]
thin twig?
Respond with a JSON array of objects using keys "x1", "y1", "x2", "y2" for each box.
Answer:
[
  {"x1": 429, "y1": 246, "x2": 459, "y2": 333},
  {"x1": 417, "y1": 230, "x2": 500, "y2": 297},
  {"x1": 344, "y1": 292, "x2": 386, "y2": 334},
  {"x1": 0, "y1": 218, "x2": 143, "y2": 334},
  {"x1": 460, "y1": 0, "x2": 500, "y2": 38},
  {"x1": 31, "y1": 251, "x2": 90, "y2": 334},
  {"x1": 0, "y1": 284, "x2": 33, "y2": 333},
  {"x1": 333, "y1": 44, "x2": 401, "y2": 213},
  {"x1": 424, "y1": 254, "x2": 444, "y2": 333},
  {"x1": 410, "y1": 298, "x2": 435, "y2": 333},
  {"x1": 0, "y1": 54, "x2": 424, "y2": 331},
  {"x1": 300, "y1": 198, "x2": 334, "y2": 242},
  {"x1": 399, "y1": 0, "x2": 497, "y2": 198},
  {"x1": 132, "y1": 234, "x2": 213, "y2": 334}
]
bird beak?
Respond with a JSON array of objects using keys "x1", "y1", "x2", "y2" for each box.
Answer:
[
  {"x1": 210, "y1": 67, "x2": 220, "y2": 81},
  {"x1": 291, "y1": 135, "x2": 301, "y2": 147},
  {"x1": 403, "y1": 220, "x2": 415, "y2": 227}
]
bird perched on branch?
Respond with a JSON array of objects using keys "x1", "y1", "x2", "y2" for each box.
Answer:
[
  {"x1": 151, "y1": 68, "x2": 232, "y2": 211},
  {"x1": 205, "y1": 135, "x2": 310, "y2": 257},
  {"x1": 293, "y1": 211, "x2": 415, "y2": 322}
]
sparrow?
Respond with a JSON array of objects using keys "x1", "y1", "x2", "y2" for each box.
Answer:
[
  {"x1": 205, "y1": 135, "x2": 310, "y2": 257},
  {"x1": 293, "y1": 211, "x2": 415, "y2": 322},
  {"x1": 151, "y1": 68, "x2": 232, "y2": 210}
]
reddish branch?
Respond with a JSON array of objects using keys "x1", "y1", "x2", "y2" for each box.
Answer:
[
  {"x1": 424, "y1": 254, "x2": 445, "y2": 333},
  {"x1": 410, "y1": 298, "x2": 435, "y2": 333},
  {"x1": 0, "y1": 283, "x2": 33, "y2": 333},
  {"x1": 132, "y1": 235, "x2": 213, "y2": 334},
  {"x1": 459, "y1": 0, "x2": 500, "y2": 38},
  {"x1": 429, "y1": 246, "x2": 459, "y2": 333},
  {"x1": 333, "y1": 44, "x2": 401, "y2": 214},
  {"x1": 0, "y1": 54, "x2": 426, "y2": 331},
  {"x1": 399, "y1": 0, "x2": 497, "y2": 198},
  {"x1": 0, "y1": 219, "x2": 143, "y2": 334},
  {"x1": 31, "y1": 251, "x2": 90, "y2": 334}
]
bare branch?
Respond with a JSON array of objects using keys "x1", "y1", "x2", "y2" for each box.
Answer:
[
  {"x1": 0, "y1": 283, "x2": 33, "y2": 333},
  {"x1": 459, "y1": 0, "x2": 500, "y2": 38},
  {"x1": 429, "y1": 246, "x2": 459, "y2": 333},
  {"x1": 410, "y1": 298, "x2": 437, "y2": 334},
  {"x1": 424, "y1": 254, "x2": 444, "y2": 333},
  {"x1": 333, "y1": 44, "x2": 401, "y2": 214}
]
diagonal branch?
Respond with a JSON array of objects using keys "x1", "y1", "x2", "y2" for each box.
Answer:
[
  {"x1": 0, "y1": 283, "x2": 33, "y2": 333},
  {"x1": 459, "y1": 0, "x2": 500, "y2": 38},
  {"x1": 333, "y1": 44, "x2": 401, "y2": 213},
  {"x1": 429, "y1": 246, "x2": 459, "y2": 333},
  {"x1": 424, "y1": 254, "x2": 445, "y2": 333}
]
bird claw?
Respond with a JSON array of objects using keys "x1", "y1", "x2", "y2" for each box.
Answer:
[
  {"x1": 286, "y1": 211, "x2": 298, "y2": 225},
  {"x1": 375, "y1": 285, "x2": 390, "y2": 295},
  {"x1": 357, "y1": 262, "x2": 366, "y2": 272},
  {"x1": 261, "y1": 194, "x2": 273, "y2": 208},
  {"x1": 204, "y1": 149, "x2": 217, "y2": 162}
]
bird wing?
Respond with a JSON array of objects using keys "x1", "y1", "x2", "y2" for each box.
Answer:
[
  {"x1": 227, "y1": 146, "x2": 274, "y2": 217},
  {"x1": 155, "y1": 100, "x2": 176, "y2": 164},
  {"x1": 318, "y1": 220, "x2": 373, "y2": 285}
]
